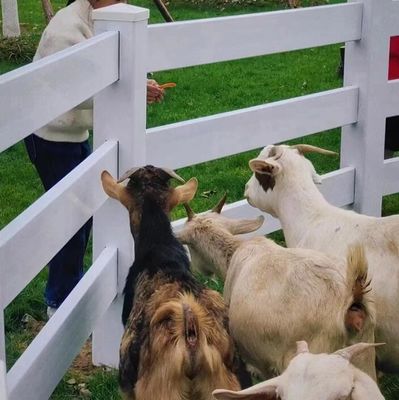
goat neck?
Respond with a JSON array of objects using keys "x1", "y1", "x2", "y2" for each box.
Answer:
[
  {"x1": 275, "y1": 172, "x2": 336, "y2": 247},
  {"x1": 191, "y1": 220, "x2": 241, "y2": 280}
]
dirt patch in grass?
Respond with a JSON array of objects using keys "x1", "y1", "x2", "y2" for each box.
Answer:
[
  {"x1": 22, "y1": 314, "x2": 101, "y2": 379},
  {"x1": 71, "y1": 338, "x2": 100, "y2": 379}
]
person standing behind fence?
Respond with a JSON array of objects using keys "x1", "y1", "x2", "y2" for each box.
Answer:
[
  {"x1": 385, "y1": 36, "x2": 399, "y2": 158},
  {"x1": 25, "y1": 0, "x2": 165, "y2": 319}
]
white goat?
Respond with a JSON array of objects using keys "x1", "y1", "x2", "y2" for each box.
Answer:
[
  {"x1": 177, "y1": 200, "x2": 376, "y2": 380},
  {"x1": 213, "y1": 341, "x2": 385, "y2": 400},
  {"x1": 244, "y1": 143, "x2": 399, "y2": 373}
]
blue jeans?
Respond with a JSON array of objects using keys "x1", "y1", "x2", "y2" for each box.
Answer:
[{"x1": 24, "y1": 134, "x2": 92, "y2": 308}]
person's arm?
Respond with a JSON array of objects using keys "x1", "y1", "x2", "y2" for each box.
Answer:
[
  {"x1": 75, "y1": 79, "x2": 164, "y2": 110},
  {"x1": 147, "y1": 79, "x2": 164, "y2": 104}
]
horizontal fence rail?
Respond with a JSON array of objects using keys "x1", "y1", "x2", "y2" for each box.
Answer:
[
  {"x1": 0, "y1": 140, "x2": 117, "y2": 307},
  {"x1": 172, "y1": 166, "x2": 356, "y2": 236},
  {"x1": 147, "y1": 3, "x2": 362, "y2": 72},
  {"x1": 0, "y1": 32, "x2": 119, "y2": 153},
  {"x1": 386, "y1": 79, "x2": 399, "y2": 117},
  {"x1": 383, "y1": 157, "x2": 399, "y2": 195},
  {"x1": 7, "y1": 246, "x2": 118, "y2": 400},
  {"x1": 146, "y1": 86, "x2": 359, "y2": 169}
]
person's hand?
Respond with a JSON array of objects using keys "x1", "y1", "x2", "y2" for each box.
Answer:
[{"x1": 147, "y1": 79, "x2": 164, "y2": 104}]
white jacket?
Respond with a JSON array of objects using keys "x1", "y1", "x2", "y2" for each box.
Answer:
[{"x1": 34, "y1": 0, "x2": 94, "y2": 142}]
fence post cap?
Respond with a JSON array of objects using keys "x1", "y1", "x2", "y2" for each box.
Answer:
[{"x1": 93, "y1": 4, "x2": 149, "y2": 22}]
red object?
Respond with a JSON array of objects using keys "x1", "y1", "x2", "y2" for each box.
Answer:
[{"x1": 389, "y1": 36, "x2": 399, "y2": 80}]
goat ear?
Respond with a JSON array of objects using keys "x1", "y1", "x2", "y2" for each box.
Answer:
[
  {"x1": 351, "y1": 367, "x2": 385, "y2": 400},
  {"x1": 249, "y1": 159, "x2": 281, "y2": 176},
  {"x1": 213, "y1": 378, "x2": 280, "y2": 400},
  {"x1": 334, "y1": 343, "x2": 384, "y2": 361},
  {"x1": 229, "y1": 215, "x2": 265, "y2": 235},
  {"x1": 170, "y1": 178, "x2": 198, "y2": 208},
  {"x1": 101, "y1": 170, "x2": 131, "y2": 208}
]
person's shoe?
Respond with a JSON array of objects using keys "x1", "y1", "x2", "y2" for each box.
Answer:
[{"x1": 47, "y1": 306, "x2": 58, "y2": 319}]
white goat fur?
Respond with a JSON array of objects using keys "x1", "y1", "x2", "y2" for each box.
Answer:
[
  {"x1": 177, "y1": 210, "x2": 376, "y2": 379},
  {"x1": 244, "y1": 144, "x2": 399, "y2": 373},
  {"x1": 213, "y1": 341, "x2": 385, "y2": 400}
]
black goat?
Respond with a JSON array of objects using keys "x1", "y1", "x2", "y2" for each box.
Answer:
[{"x1": 101, "y1": 166, "x2": 249, "y2": 400}]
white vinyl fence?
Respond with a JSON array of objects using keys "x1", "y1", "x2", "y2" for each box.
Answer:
[
  {"x1": 0, "y1": 0, "x2": 398, "y2": 398},
  {"x1": 1, "y1": 0, "x2": 20, "y2": 37}
]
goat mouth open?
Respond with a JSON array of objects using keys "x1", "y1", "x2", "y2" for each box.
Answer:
[{"x1": 183, "y1": 304, "x2": 198, "y2": 348}]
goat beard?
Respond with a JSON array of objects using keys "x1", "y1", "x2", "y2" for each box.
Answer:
[
  {"x1": 134, "y1": 339, "x2": 240, "y2": 400},
  {"x1": 133, "y1": 296, "x2": 240, "y2": 400},
  {"x1": 134, "y1": 341, "x2": 240, "y2": 400}
]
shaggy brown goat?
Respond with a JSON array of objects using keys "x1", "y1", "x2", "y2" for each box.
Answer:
[{"x1": 101, "y1": 166, "x2": 247, "y2": 400}]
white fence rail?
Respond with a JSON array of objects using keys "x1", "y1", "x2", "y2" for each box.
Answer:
[
  {"x1": 0, "y1": 32, "x2": 119, "y2": 152},
  {"x1": 0, "y1": 0, "x2": 398, "y2": 398},
  {"x1": 7, "y1": 246, "x2": 117, "y2": 400},
  {"x1": 0, "y1": 140, "x2": 117, "y2": 308},
  {"x1": 146, "y1": 86, "x2": 359, "y2": 168},
  {"x1": 147, "y1": 3, "x2": 362, "y2": 71}
]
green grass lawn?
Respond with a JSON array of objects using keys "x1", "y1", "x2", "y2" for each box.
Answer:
[{"x1": 1, "y1": 0, "x2": 399, "y2": 398}]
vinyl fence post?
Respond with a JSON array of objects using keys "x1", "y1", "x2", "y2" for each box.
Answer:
[
  {"x1": 92, "y1": 3, "x2": 149, "y2": 367},
  {"x1": 0, "y1": 309, "x2": 5, "y2": 366},
  {"x1": 0, "y1": 359, "x2": 7, "y2": 400},
  {"x1": 1, "y1": 0, "x2": 20, "y2": 37},
  {"x1": 340, "y1": 0, "x2": 391, "y2": 216}
]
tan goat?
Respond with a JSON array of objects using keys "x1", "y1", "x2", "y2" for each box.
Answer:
[{"x1": 177, "y1": 198, "x2": 377, "y2": 380}]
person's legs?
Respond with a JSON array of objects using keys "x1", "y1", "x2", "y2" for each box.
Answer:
[
  {"x1": 45, "y1": 218, "x2": 92, "y2": 308},
  {"x1": 24, "y1": 135, "x2": 92, "y2": 309}
]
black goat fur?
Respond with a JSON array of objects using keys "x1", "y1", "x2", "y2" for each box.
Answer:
[
  {"x1": 122, "y1": 195, "x2": 201, "y2": 326},
  {"x1": 119, "y1": 194, "x2": 252, "y2": 395}
]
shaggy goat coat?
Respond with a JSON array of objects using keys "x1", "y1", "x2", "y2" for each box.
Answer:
[{"x1": 119, "y1": 197, "x2": 244, "y2": 400}]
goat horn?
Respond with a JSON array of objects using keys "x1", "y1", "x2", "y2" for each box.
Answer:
[
  {"x1": 161, "y1": 167, "x2": 186, "y2": 183},
  {"x1": 183, "y1": 203, "x2": 196, "y2": 220},
  {"x1": 291, "y1": 144, "x2": 338, "y2": 156},
  {"x1": 296, "y1": 340, "x2": 309, "y2": 355},
  {"x1": 212, "y1": 193, "x2": 227, "y2": 214},
  {"x1": 117, "y1": 167, "x2": 141, "y2": 183},
  {"x1": 334, "y1": 343, "x2": 385, "y2": 361}
]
